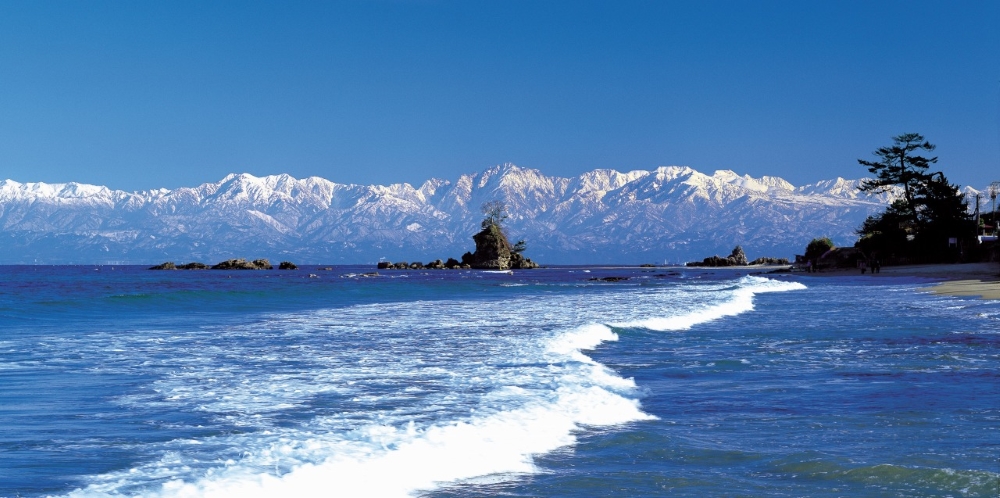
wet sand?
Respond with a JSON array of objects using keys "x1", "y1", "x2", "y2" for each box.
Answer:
[{"x1": 924, "y1": 278, "x2": 1000, "y2": 300}]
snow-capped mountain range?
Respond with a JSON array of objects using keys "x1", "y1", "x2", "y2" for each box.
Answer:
[{"x1": 0, "y1": 163, "x2": 908, "y2": 264}]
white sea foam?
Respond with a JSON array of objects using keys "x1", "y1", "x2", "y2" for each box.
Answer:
[
  {"x1": 65, "y1": 313, "x2": 651, "y2": 497},
  {"x1": 61, "y1": 275, "x2": 799, "y2": 498},
  {"x1": 612, "y1": 276, "x2": 806, "y2": 331},
  {"x1": 83, "y1": 377, "x2": 648, "y2": 497}
]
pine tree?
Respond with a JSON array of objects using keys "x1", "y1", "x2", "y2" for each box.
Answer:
[
  {"x1": 855, "y1": 134, "x2": 971, "y2": 262},
  {"x1": 857, "y1": 133, "x2": 937, "y2": 227}
]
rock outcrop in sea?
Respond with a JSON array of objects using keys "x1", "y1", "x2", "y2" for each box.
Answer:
[
  {"x1": 150, "y1": 259, "x2": 300, "y2": 270},
  {"x1": 462, "y1": 224, "x2": 538, "y2": 270},
  {"x1": 686, "y1": 246, "x2": 788, "y2": 267},
  {"x1": 377, "y1": 205, "x2": 539, "y2": 271},
  {"x1": 748, "y1": 256, "x2": 791, "y2": 265},
  {"x1": 149, "y1": 262, "x2": 209, "y2": 270},
  {"x1": 687, "y1": 246, "x2": 748, "y2": 267},
  {"x1": 211, "y1": 258, "x2": 273, "y2": 270}
]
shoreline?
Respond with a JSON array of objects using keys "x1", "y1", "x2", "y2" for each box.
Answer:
[
  {"x1": 800, "y1": 262, "x2": 1000, "y2": 300},
  {"x1": 921, "y1": 279, "x2": 1000, "y2": 300},
  {"x1": 2, "y1": 261, "x2": 998, "y2": 299}
]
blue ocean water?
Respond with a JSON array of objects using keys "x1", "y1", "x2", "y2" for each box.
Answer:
[{"x1": 0, "y1": 265, "x2": 997, "y2": 497}]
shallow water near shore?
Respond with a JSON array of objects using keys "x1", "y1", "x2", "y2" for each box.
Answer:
[{"x1": 0, "y1": 266, "x2": 998, "y2": 497}]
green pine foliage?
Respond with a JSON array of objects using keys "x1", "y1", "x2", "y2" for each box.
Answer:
[{"x1": 854, "y1": 134, "x2": 972, "y2": 262}]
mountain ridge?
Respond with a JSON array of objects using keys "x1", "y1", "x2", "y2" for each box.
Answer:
[{"x1": 0, "y1": 164, "x2": 916, "y2": 264}]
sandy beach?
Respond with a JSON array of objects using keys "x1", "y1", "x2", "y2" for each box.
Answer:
[
  {"x1": 802, "y1": 262, "x2": 1000, "y2": 300},
  {"x1": 923, "y1": 278, "x2": 1000, "y2": 300}
]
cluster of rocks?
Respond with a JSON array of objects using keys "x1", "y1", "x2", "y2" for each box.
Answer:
[
  {"x1": 686, "y1": 246, "x2": 789, "y2": 267},
  {"x1": 748, "y1": 256, "x2": 790, "y2": 265},
  {"x1": 379, "y1": 223, "x2": 539, "y2": 271},
  {"x1": 687, "y1": 246, "x2": 749, "y2": 267},
  {"x1": 210, "y1": 258, "x2": 275, "y2": 270},
  {"x1": 589, "y1": 276, "x2": 630, "y2": 282},
  {"x1": 149, "y1": 258, "x2": 299, "y2": 270},
  {"x1": 148, "y1": 262, "x2": 210, "y2": 270},
  {"x1": 378, "y1": 259, "x2": 467, "y2": 270}
]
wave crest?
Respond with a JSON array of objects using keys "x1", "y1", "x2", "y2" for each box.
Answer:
[{"x1": 613, "y1": 276, "x2": 806, "y2": 331}]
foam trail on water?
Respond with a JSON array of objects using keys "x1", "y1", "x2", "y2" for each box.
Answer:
[
  {"x1": 62, "y1": 276, "x2": 798, "y2": 497},
  {"x1": 613, "y1": 276, "x2": 806, "y2": 331},
  {"x1": 65, "y1": 324, "x2": 652, "y2": 498}
]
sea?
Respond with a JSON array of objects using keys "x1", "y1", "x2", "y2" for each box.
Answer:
[{"x1": 0, "y1": 265, "x2": 998, "y2": 497}]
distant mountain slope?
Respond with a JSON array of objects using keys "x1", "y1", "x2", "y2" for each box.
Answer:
[{"x1": 0, "y1": 164, "x2": 902, "y2": 264}]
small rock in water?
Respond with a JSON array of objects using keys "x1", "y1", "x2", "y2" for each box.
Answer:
[{"x1": 211, "y1": 258, "x2": 273, "y2": 270}]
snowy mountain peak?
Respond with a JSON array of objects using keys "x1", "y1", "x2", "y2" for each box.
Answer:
[
  {"x1": 0, "y1": 164, "x2": 904, "y2": 264},
  {"x1": 0, "y1": 179, "x2": 117, "y2": 206},
  {"x1": 573, "y1": 169, "x2": 651, "y2": 193},
  {"x1": 698, "y1": 169, "x2": 794, "y2": 194}
]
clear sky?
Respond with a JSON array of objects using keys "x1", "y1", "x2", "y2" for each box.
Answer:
[{"x1": 1, "y1": 1, "x2": 998, "y2": 192}]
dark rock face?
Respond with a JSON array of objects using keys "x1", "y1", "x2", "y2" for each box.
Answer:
[
  {"x1": 467, "y1": 224, "x2": 539, "y2": 269},
  {"x1": 690, "y1": 255, "x2": 727, "y2": 267},
  {"x1": 509, "y1": 252, "x2": 538, "y2": 269},
  {"x1": 149, "y1": 261, "x2": 208, "y2": 270},
  {"x1": 687, "y1": 246, "x2": 790, "y2": 267},
  {"x1": 730, "y1": 246, "x2": 748, "y2": 265},
  {"x1": 687, "y1": 246, "x2": 751, "y2": 267},
  {"x1": 748, "y1": 256, "x2": 790, "y2": 265},
  {"x1": 470, "y1": 224, "x2": 512, "y2": 269},
  {"x1": 211, "y1": 258, "x2": 273, "y2": 270},
  {"x1": 375, "y1": 223, "x2": 538, "y2": 270},
  {"x1": 278, "y1": 261, "x2": 298, "y2": 270}
]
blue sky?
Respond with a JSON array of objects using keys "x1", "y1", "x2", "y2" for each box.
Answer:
[{"x1": 1, "y1": 1, "x2": 998, "y2": 192}]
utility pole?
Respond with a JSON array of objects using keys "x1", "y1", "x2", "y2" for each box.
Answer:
[
  {"x1": 990, "y1": 182, "x2": 1000, "y2": 235},
  {"x1": 974, "y1": 193, "x2": 980, "y2": 238}
]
